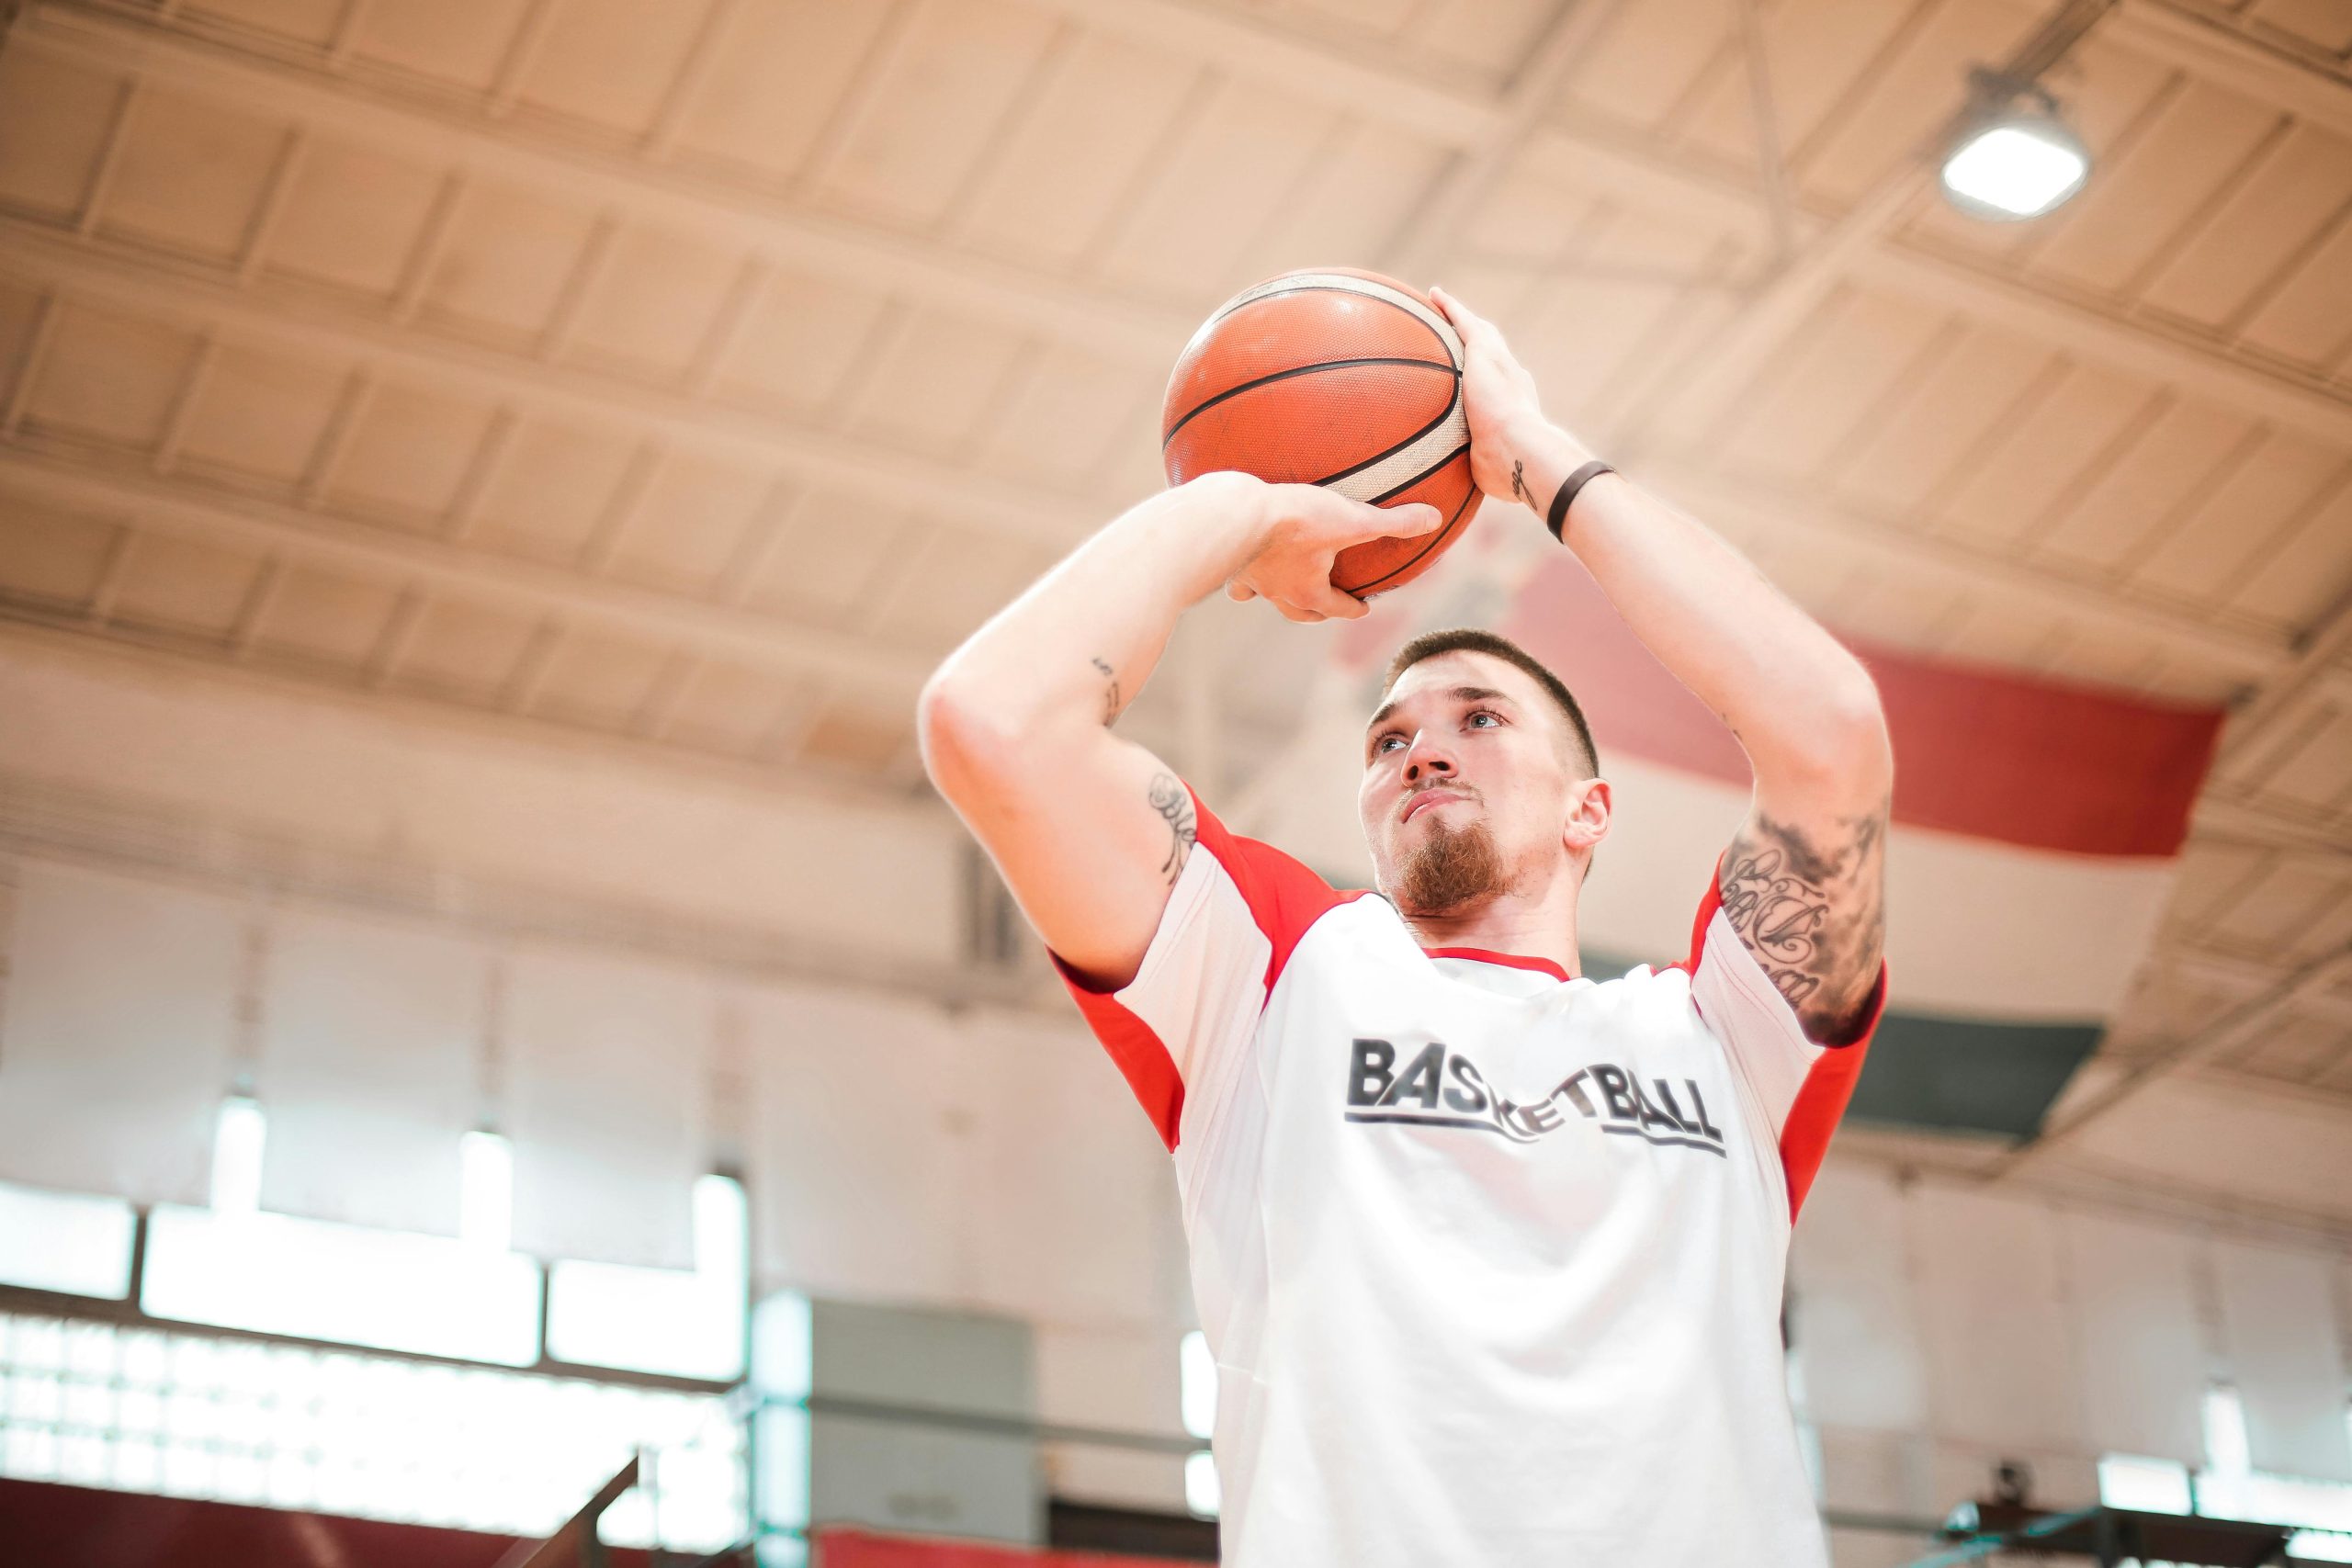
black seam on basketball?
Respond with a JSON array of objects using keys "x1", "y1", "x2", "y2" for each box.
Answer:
[
  {"x1": 1309, "y1": 394, "x2": 1460, "y2": 490},
  {"x1": 1199, "y1": 283, "x2": 1455, "y2": 368},
  {"x1": 1341, "y1": 455, "x2": 1477, "y2": 595},
  {"x1": 1162, "y1": 355, "x2": 1456, "y2": 450},
  {"x1": 1369, "y1": 442, "x2": 1471, "y2": 507}
]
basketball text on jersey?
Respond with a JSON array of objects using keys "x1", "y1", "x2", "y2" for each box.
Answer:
[{"x1": 1343, "y1": 1036, "x2": 1729, "y2": 1155}]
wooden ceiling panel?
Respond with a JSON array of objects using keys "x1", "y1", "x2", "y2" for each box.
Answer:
[
  {"x1": 2170, "y1": 839, "x2": 2276, "y2": 930},
  {"x1": 105, "y1": 528, "x2": 265, "y2": 636},
  {"x1": 1518, "y1": 276, "x2": 1687, "y2": 423},
  {"x1": 1719, "y1": 286, "x2": 1949, "y2": 482},
  {"x1": 2255, "y1": 702, "x2": 2352, "y2": 816},
  {"x1": 1828, "y1": 320, "x2": 2054, "y2": 518},
  {"x1": 468, "y1": 417, "x2": 643, "y2": 564},
  {"x1": 1673, "y1": 0, "x2": 1942, "y2": 177},
  {"x1": 2032, "y1": 394, "x2": 2258, "y2": 577},
  {"x1": 2136, "y1": 121, "x2": 2352, "y2": 335},
  {"x1": 351, "y1": 0, "x2": 540, "y2": 94},
  {"x1": 559, "y1": 223, "x2": 741, "y2": 380},
  {"x1": 739, "y1": 485, "x2": 914, "y2": 624},
  {"x1": 862, "y1": 522, "x2": 1045, "y2": 653},
  {"x1": 22, "y1": 302, "x2": 203, "y2": 453},
  {"x1": 953, "y1": 30, "x2": 1204, "y2": 270},
  {"x1": 708, "y1": 269, "x2": 892, "y2": 420},
  {"x1": 172, "y1": 344, "x2": 347, "y2": 485},
  {"x1": 2237, "y1": 204, "x2": 2352, "y2": 371},
  {"x1": 95, "y1": 88, "x2": 288, "y2": 262},
  {"x1": 1790, "y1": 0, "x2": 2043, "y2": 209},
  {"x1": 967, "y1": 344, "x2": 1149, "y2": 493},
  {"x1": 809, "y1": 0, "x2": 1064, "y2": 231},
  {"x1": 390, "y1": 594, "x2": 541, "y2": 701},
  {"x1": 2027, "y1": 79, "x2": 2283, "y2": 301},
  {"x1": 600, "y1": 453, "x2": 775, "y2": 594},
  {"x1": 183, "y1": 0, "x2": 346, "y2": 48},
  {"x1": 2040, "y1": 618, "x2": 2166, "y2": 694},
  {"x1": 2207, "y1": 854, "x2": 2352, "y2": 954},
  {"x1": 1928, "y1": 591, "x2": 2066, "y2": 671},
  {"x1": 0, "y1": 281, "x2": 51, "y2": 414},
  {"x1": 2247, "y1": 0, "x2": 2352, "y2": 57},
  {"x1": 260, "y1": 139, "x2": 449, "y2": 301},
  {"x1": 1283, "y1": 0, "x2": 1423, "y2": 35},
  {"x1": 1399, "y1": 0, "x2": 1560, "y2": 83},
  {"x1": 242, "y1": 562, "x2": 397, "y2": 671},
  {"x1": 2287, "y1": 875, "x2": 2352, "y2": 964},
  {"x1": 661, "y1": 657, "x2": 801, "y2": 755},
  {"x1": 0, "y1": 498, "x2": 120, "y2": 609},
  {"x1": 662, "y1": 0, "x2": 900, "y2": 183},
  {"x1": 514, "y1": 0, "x2": 716, "y2": 138},
  {"x1": 797, "y1": 695, "x2": 911, "y2": 773},
  {"x1": 523, "y1": 623, "x2": 675, "y2": 729},
  {"x1": 2222, "y1": 473, "x2": 2352, "y2": 627},
  {"x1": 2128, "y1": 430, "x2": 2348, "y2": 607},
  {"x1": 2222, "y1": 1006, "x2": 2346, "y2": 1083},
  {"x1": 1559, "y1": 0, "x2": 1734, "y2": 136},
  {"x1": 1933, "y1": 357, "x2": 2159, "y2": 547},
  {"x1": 414, "y1": 184, "x2": 602, "y2": 345},
  {"x1": 1819, "y1": 570, "x2": 1969, "y2": 657},
  {"x1": 1457, "y1": 169, "x2": 1605, "y2": 280},
  {"x1": 0, "y1": 51, "x2": 123, "y2": 222},
  {"x1": 325, "y1": 381, "x2": 502, "y2": 525},
  {"x1": 838, "y1": 304, "x2": 1029, "y2": 455},
  {"x1": 1092, "y1": 82, "x2": 1336, "y2": 299},
  {"x1": 1231, "y1": 122, "x2": 1449, "y2": 291}
]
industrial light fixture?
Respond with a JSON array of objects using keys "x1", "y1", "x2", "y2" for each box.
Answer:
[{"x1": 1940, "y1": 70, "x2": 2091, "y2": 221}]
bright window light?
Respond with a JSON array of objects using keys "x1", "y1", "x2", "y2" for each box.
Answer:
[
  {"x1": 1183, "y1": 1449, "x2": 1220, "y2": 1519},
  {"x1": 209, "y1": 1098, "x2": 266, "y2": 1216},
  {"x1": 546, "y1": 1175, "x2": 748, "y2": 1382},
  {"x1": 141, "y1": 1205, "x2": 540, "y2": 1365},
  {"x1": 0, "y1": 1311, "x2": 746, "y2": 1552},
  {"x1": 2205, "y1": 1384, "x2": 2253, "y2": 1475},
  {"x1": 0, "y1": 1181, "x2": 135, "y2": 1298},
  {"x1": 2098, "y1": 1453, "x2": 2191, "y2": 1515},
  {"x1": 1941, "y1": 121, "x2": 2088, "y2": 220},
  {"x1": 2191, "y1": 1385, "x2": 2352, "y2": 1546},
  {"x1": 458, "y1": 1131, "x2": 513, "y2": 1253},
  {"x1": 1179, "y1": 1329, "x2": 1216, "y2": 1441}
]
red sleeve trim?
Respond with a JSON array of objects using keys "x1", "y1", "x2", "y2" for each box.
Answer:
[
  {"x1": 1781, "y1": 964, "x2": 1887, "y2": 1222},
  {"x1": 1052, "y1": 952, "x2": 1186, "y2": 1153},
  {"x1": 1050, "y1": 783, "x2": 1365, "y2": 1152}
]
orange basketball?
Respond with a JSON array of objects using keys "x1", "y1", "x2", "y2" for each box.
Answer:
[{"x1": 1161, "y1": 267, "x2": 1479, "y2": 598}]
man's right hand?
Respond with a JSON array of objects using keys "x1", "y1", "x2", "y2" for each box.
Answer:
[{"x1": 1211, "y1": 477, "x2": 1442, "y2": 623}]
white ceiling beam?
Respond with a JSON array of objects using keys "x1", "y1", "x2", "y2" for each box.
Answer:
[
  {"x1": 2211, "y1": 584, "x2": 2352, "y2": 775},
  {"x1": 0, "y1": 224, "x2": 1102, "y2": 551},
  {"x1": 2105, "y1": 0, "x2": 2352, "y2": 141},
  {"x1": 0, "y1": 446, "x2": 939, "y2": 694},
  {"x1": 1018, "y1": 0, "x2": 1493, "y2": 147},
  {"x1": 1854, "y1": 243, "x2": 2352, "y2": 451},
  {"x1": 1637, "y1": 458, "x2": 2293, "y2": 678},
  {"x1": 1989, "y1": 941, "x2": 2352, "y2": 1178},
  {"x1": 12, "y1": 3, "x2": 1195, "y2": 363}
]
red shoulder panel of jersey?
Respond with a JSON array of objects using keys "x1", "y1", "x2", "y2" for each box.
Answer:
[
  {"x1": 1679, "y1": 857, "x2": 1891, "y2": 1222},
  {"x1": 1051, "y1": 782, "x2": 1370, "y2": 1152},
  {"x1": 1186, "y1": 783, "x2": 1375, "y2": 997}
]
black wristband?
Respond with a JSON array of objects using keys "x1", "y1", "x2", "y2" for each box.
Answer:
[{"x1": 1545, "y1": 460, "x2": 1614, "y2": 542}]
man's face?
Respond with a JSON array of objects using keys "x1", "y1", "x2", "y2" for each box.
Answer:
[{"x1": 1357, "y1": 650, "x2": 1599, "y2": 916}]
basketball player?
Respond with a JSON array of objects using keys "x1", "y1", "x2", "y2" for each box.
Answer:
[{"x1": 917, "y1": 284, "x2": 1889, "y2": 1565}]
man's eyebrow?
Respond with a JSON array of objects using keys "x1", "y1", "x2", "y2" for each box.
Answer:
[{"x1": 1365, "y1": 685, "x2": 1515, "y2": 737}]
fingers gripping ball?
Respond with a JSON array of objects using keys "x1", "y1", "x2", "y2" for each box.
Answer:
[{"x1": 1161, "y1": 267, "x2": 1481, "y2": 598}]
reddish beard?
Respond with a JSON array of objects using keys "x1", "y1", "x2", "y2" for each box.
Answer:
[{"x1": 1396, "y1": 813, "x2": 1512, "y2": 915}]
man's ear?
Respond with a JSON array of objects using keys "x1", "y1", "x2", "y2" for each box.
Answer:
[{"x1": 1562, "y1": 776, "x2": 1611, "y2": 856}]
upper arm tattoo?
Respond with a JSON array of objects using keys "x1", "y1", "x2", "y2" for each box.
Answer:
[
  {"x1": 1719, "y1": 802, "x2": 1888, "y2": 1045},
  {"x1": 1148, "y1": 772, "x2": 1196, "y2": 886}
]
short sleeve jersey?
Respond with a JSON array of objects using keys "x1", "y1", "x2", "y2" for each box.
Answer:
[{"x1": 1055, "y1": 784, "x2": 1885, "y2": 1567}]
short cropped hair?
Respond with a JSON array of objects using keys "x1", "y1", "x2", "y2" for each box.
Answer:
[{"x1": 1381, "y1": 627, "x2": 1600, "y2": 779}]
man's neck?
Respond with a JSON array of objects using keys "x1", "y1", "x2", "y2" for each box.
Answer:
[{"x1": 1396, "y1": 873, "x2": 1584, "y2": 978}]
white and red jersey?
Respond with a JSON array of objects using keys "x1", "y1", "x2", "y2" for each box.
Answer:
[{"x1": 1055, "y1": 785, "x2": 1885, "y2": 1566}]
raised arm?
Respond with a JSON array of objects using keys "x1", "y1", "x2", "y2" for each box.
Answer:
[
  {"x1": 917, "y1": 473, "x2": 1438, "y2": 990},
  {"x1": 1431, "y1": 288, "x2": 1891, "y2": 1044}
]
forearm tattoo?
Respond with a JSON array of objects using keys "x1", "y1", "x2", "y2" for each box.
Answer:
[
  {"x1": 1091, "y1": 656, "x2": 1121, "y2": 725},
  {"x1": 1719, "y1": 803, "x2": 1888, "y2": 1044},
  {"x1": 1148, "y1": 772, "x2": 1196, "y2": 886}
]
